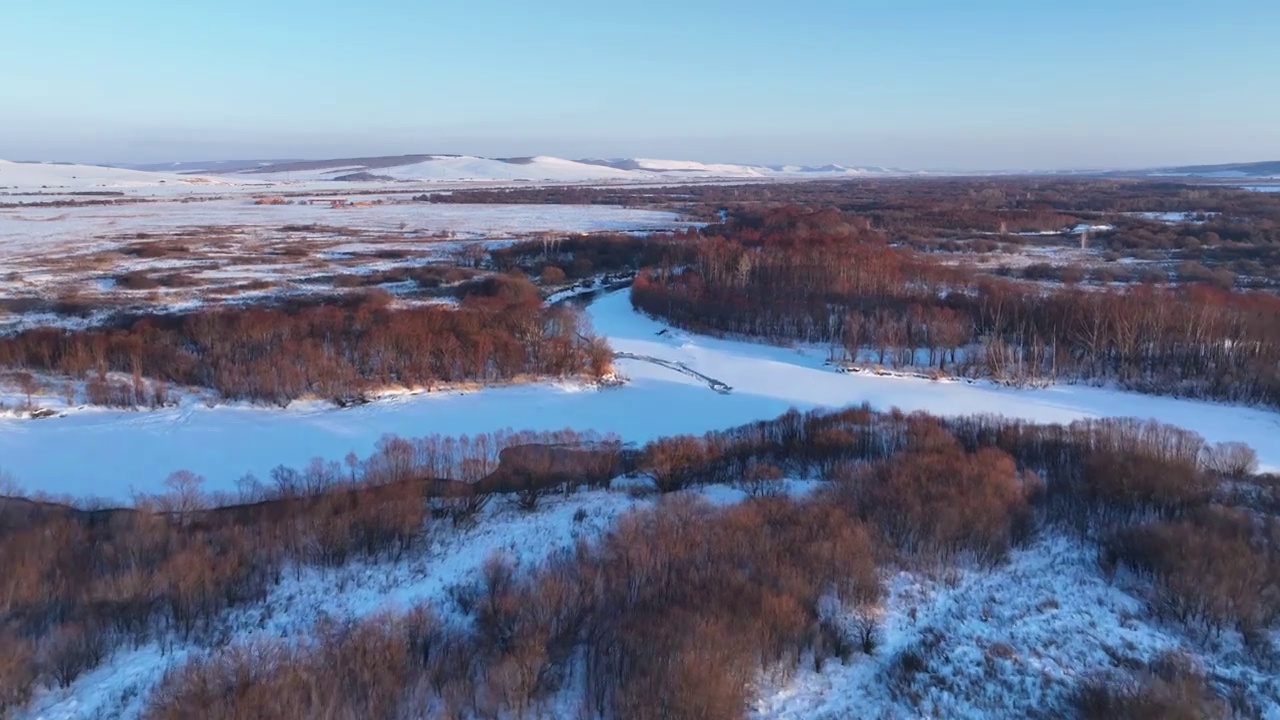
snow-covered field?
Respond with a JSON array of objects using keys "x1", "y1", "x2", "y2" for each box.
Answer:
[
  {"x1": 3, "y1": 289, "x2": 1278, "y2": 501},
  {"x1": 204, "y1": 155, "x2": 900, "y2": 184},
  {"x1": 0, "y1": 199, "x2": 689, "y2": 259},
  {"x1": 0, "y1": 155, "x2": 903, "y2": 197},
  {"x1": 0, "y1": 159, "x2": 229, "y2": 191},
  {"x1": 1124, "y1": 210, "x2": 1217, "y2": 224},
  {"x1": 0, "y1": 199, "x2": 693, "y2": 315}
]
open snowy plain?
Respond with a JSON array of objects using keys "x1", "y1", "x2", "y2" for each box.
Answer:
[{"x1": 0, "y1": 196, "x2": 693, "y2": 326}]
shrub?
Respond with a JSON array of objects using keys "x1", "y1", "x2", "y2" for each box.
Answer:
[
  {"x1": 539, "y1": 265, "x2": 566, "y2": 285},
  {"x1": 115, "y1": 270, "x2": 161, "y2": 290},
  {"x1": 1077, "y1": 449, "x2": 1211, "y2": 519},
  {"x1": 736, "y1": 461, "x2": 785, "y2": 498},
  {"x1": 1103, "y1": 509, "x2": 1280, "y2": 636},
  {"x1": 836, "y1": 434, "x2": 1034, "y2": 562},
  {"x1": 1073, "y1": 652, "x2": 1230, "y2": 720},
  {"x1": 1201, "y1": 441, "x2": 1259, "y2": 478},
  {"x1": 640, "y1": 435, "x2": 714, "y2": 492}
]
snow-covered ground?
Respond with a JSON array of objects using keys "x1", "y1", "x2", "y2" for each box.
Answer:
[
  {"x1": 0, "y1": 159, "x2": 228, "y2": 191},
  {"x1": 217, "y1": 155, "x2": 902, "y2": 184},
  {"x1": 0, "y1": 200, "x2": 694, "y2": 313},
  {"x1": 18, "y1": 485, "x2": 1278, "y2": 720},
  {"x1": 754, "y1": 533, "x2": 1280, "y2": 720},
  {"x1": 0, "y1": 155, "x2": 907, "y2": 197},
  {"x1": 12, "y1": 480, "x2": 809, "y2": 720},
  {"x1": 244, "y1": 155, "x2": 639, "y2": 183},
  {"x1": 1124, "y1": 211, "x2": 1216, "y2": 224},
  {"x1": 0, "y1": 200, "x2": 689, "y2": 261},
  {"x1": 3, "y1": 289, "x2": 1278, "y2": 501},
  {"x1": 14, "y1": 488, "x2": 641, "y2": 720}
]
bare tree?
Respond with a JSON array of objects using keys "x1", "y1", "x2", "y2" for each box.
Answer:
[
  {"x1": 163, "y1": 470, "x2": 207, "y2": 522},
  {"x1": 0, "y1": 467, "x2": 20, "y2": 496},
  {"x1": 1201, "y1": 441, "x2": 1259, "y2": 478}
]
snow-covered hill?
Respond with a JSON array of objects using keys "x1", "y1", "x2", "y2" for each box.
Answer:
[
  {"x1": 0, "y1": 154, "x2": 908, "y2": 194},
  {"x1": 112, "y1": 159, "x2": 304, "y2": 174},
  {"x1": 0, "y1": 159, "x2": 226, "y2": 190},
  {"x1": 584, "y1": 157, "x2": 901, "y2": 177},
  {"x1": 1148, "y1": 160, "x2": 1280, "y2": 179},
  {"x1": 0, "y1": 154, "x2": 913, "y2": 192},
  {"x1": 231, "y1": 154, "x2": 908, "y2": 183},
  {"x1": 11, "y1": 155, "x2": 1280, "y2": 191}
]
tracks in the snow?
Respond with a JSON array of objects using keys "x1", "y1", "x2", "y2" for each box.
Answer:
[{"x1": 613, "y1": 352, "x2": 732, "y2": 394}]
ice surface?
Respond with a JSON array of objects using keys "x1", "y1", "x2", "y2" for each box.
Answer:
[{"x1": 3, "y1": 290, "x2": 1278, "y2": 501}]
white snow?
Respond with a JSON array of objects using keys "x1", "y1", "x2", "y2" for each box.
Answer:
[
  {"x1": 1125, "y1": 211, "x2": 1216, "y2": 224},
  {"x1": 13, "y1": 481, "x2": 809, "y2": 720},
  {"x1": 0, "y1": 160, "x2": 224, "y2": 190},
  {"x1": 235, "y1": 155, "x2": 904, "y2": 185},
  {"x1": 242, "y1": 156, "x2": 639, "y2": 184},
  {"x1": 1068, "y1": 223, "x2": 1115, "y2": 235},
  {"x1": 753, "y1": 533, "x2": 1280, "y2": 720},
  {"x1": 13, "y1": 488, "x2": 640, "y2": 720},
  {"x1": 626, "y1": 158, "x2": 772, "y2": 176},
  {"x1": 17, "y1": 492, "x2": 1278, "y2": 719},
  {"x1": 0, "y1": 200, "x2": 689, "y2": 261},
  {"x1": 590, "y1": 158, "x2": 891, "y2": 178},
  {"x1": 0, "y1": 154, "x2": 914, "y2": 195},
  {"x1": 3, "y1": 289, "x2": 1279, "y2": 501}
]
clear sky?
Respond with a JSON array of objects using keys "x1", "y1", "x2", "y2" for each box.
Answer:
[{"x1": 2, "y1": 0, "x2": 1277, "y2": 169}]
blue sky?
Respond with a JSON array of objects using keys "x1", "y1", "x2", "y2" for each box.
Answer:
[{"x1": 2, "y1": 0, "x2": 1277, "y2": 169}]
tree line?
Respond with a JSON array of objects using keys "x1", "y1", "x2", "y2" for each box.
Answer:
[
  {"x1": 426, "y1": 177, "x2": 1280, "y2": 244},
  {"x1": 488, "y1": 231, "x2": 697, "y2": 284},
  {"x1": 631, "y1": 206, "x2": 1280, "y2": 407},
  {"x1": 0, "y1": 276, "x2": 613, "y2": 406}
]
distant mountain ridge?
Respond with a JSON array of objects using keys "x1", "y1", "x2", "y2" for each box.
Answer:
[
  {"x1": 2, "y1": 154, "x2": 913, "y2": 191},
  {"x1": 9, "y1": 154, "x2": 1280, "y2": 191},
  {"x1": 1145, "y1": 160, "x2": 1280, "y2": 179},
  {"x1": 222, "y1": 154, "x2": 914, "y2": 182},
  {"x1": 112, "y1": 159, "x2": 305, "y2": 174}
]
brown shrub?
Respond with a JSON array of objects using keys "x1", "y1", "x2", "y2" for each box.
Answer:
[
  {"x1": 142, "y1": 493, "x2": 879, "y2": 720},
  {"x1": 640, "y1": 435, "x2": 715, "y2": 492},
  {"x1": 144, "y1": 610, "x2": 451, "y2": 720},
  {"x1": 0, "y1": 284, "x2": 610, "y2": 405},
  {"x1": 1103, "y1": 509, "x2": 1280, "y2": 636},
  {"x1": 1074, "y1": 651, "x2": 1230, "y2": 720},
  {"x1": 1201, "y1": 441, "x2": 1260, "y2": 478},
  {"x1": 1079, "y1": 448, "x2": 1211, "y2": 518},
  {"x1": 0, "y1": 634, "x2": 35, "y2": 712},
  {"x1": 539, "y1": 265, "x2": 566, "y2": 285},
  {"x1": 115, "y1": 270, "x2": 161, "y2": 290},
  {"x1": 837, "y1": 433, "x2": 1034, "y2": 562}
]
